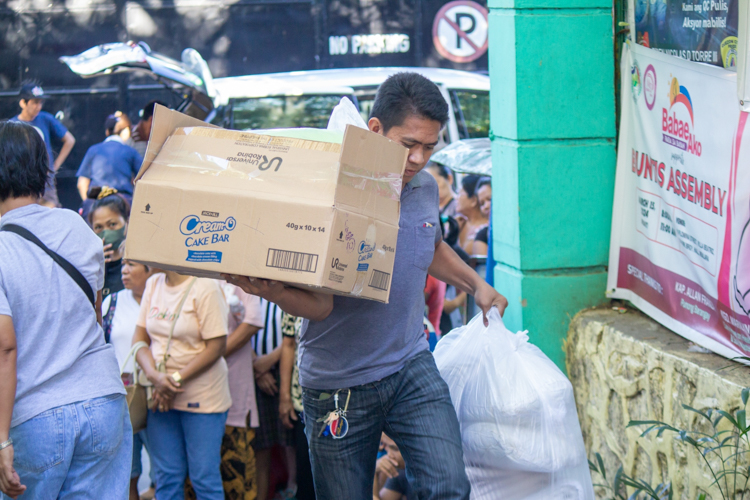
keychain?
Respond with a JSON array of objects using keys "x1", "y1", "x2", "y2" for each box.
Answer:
[{"x1": 317, "y1": 388, "x2": 351, "y2": 439}]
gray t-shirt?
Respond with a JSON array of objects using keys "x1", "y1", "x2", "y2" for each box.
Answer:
[
  {"x1": 0, "y1": 204, "x2": 125, "y2": 427},
  {"x1": 299, "y1": 171, "x2": 441, "y2": 389}
]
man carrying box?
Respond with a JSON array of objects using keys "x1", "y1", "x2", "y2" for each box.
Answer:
[{"x1": 225, "y1": 72, "x2": 507, "y2": 499}]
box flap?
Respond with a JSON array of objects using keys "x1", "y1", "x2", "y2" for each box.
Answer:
[
  {"x1": 335, "y1": 125, "x2": 406, "y2": 223},
  {"x1": 135, "y1": 104, "x2": 219, "y2": 181}
]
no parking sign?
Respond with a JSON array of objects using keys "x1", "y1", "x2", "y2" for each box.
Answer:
[{"x1": 432, "y1": 0, "x2": 488, "y2": 63}]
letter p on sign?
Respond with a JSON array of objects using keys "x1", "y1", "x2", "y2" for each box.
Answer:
[{"x1": 432, "y1": 0, "x2": 488, "y2": 63}]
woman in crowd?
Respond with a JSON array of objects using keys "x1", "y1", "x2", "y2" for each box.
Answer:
[
  {"x1": 102, "y1": 260, "x2": 156, "y2": 500},
  {"x1": 132, "y1": 271, "x2": 231, "y2": 500},
  {"x1": 220, "y1": 284, "x2": 264, "y2": 500},
  {"x1": 456, "y1": 174, "x2": 489, "y2": 254},
  {"x1": 88, "y1": 186, "x2": 130, "y2": 298},
  {"x1": 426, "y1": 162, "x2": 458, "y2": 217},
  {"x1": 0, "y1": 121, "x2": 130, "y2": 499},
  {"x1": 471, "y1": 177, "x2": 493, "y2": 257},
  {"x1": 186, "y1": 283, "x2": 264, "y2": 500}
]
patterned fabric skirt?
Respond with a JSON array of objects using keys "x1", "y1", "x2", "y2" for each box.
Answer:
[{"x1": 185, "y1": 425, "x2": 257, "y2": 500}]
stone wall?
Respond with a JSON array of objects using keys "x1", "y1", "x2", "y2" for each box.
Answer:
[{"x1": 567, "y1": 307, "x2": 750, "y2": 499}]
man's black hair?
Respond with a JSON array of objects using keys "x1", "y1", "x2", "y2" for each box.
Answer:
[
  {"x1": 476, "y1": 176, "x2": 492, "y2": 191},
  {"x1": 370, "y1": 73, "x2": 449, "y2": 133},
  {"x1": 0, "y1": 121, "x2": 49, "y2": 202},
  {"x1": 104, "y1": 114, "x2": 119, "y2": 135},
  {"x1": 142, "y1": 100, "x2": 167, "y2": 121}
]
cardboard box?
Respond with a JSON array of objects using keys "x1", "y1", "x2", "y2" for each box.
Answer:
[{"x1": 125, "y1": 105, "x2": 406, "y2": 302}]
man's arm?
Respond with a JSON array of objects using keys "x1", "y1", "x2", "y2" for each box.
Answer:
[
  {"x1": 54, "y1": 132, "x2": 75, "y2": 171},
  {"x1": 223, "y1": 275, "x2": 333, "y2": 322},
  {"x1": 428, "y1": 241, "x2": 507, "y2": 325},
  {"x1": 77, "y1": 177, "x2": 91, "y2": 201},
  {"x1": 0, "y1": 315, "x2": 26, "y2": 498},
  {"x1": 96, "y1": 290, "x2": 103, "y2": 326},
  {"x1": 0, "y1": 316, "x2": 16, "y2": 450}
]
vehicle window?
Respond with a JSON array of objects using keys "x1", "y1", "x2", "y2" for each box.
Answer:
[
  {"x1": 230, "y1": 95, "x2": 344, "y2": 130},
  {"x1": 353, "y1": 87, "x2": 378, "y2": 123},
  {"x1": 452, "y1": 90, "x2": 490, "y2": 138},
  {"x1": 208, "y1": 105, "x2": 230, "y2": 128}
]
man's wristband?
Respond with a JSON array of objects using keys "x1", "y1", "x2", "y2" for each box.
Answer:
[
  {"x1": 171, "y1": 371, "x2": 182, "y2": 384},
  {"x1": 0, "y1": 437, "x2": 12, "y2": 451}
]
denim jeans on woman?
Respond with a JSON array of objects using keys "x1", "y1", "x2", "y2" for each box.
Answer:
[
  {"x1": 10, "y1": 394, "x2": 132, "y2": 500},
  {"x1": 146, "y1": 409, "x2": 228, "y2": 500},
  {"x1": 302, "y1": 349, "x2": 470, "y2": 499}
]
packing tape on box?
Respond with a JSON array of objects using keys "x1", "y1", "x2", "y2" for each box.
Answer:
[
  {"x1": 150, "y1": 150, "x2": 337, "y2": 182},
  {"x1": 338, "y1": 165, "x2": 402, "y2": 201}
]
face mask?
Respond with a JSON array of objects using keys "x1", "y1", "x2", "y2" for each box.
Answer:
[{"x1": 100, "y1": 226, "x2": 127, "y2": 250}]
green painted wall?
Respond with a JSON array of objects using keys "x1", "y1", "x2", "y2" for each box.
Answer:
[{"x1": 488, "y1": 0, "x2": 617, "y2": 370}]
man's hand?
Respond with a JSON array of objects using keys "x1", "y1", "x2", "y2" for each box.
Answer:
[
  {"x1": 222, "y1": 275, "x2": 334, "y2": 322},
  {"x1": 375, "y1": 455, "x2": 399, "y2": 480},
  {"x1": 256, "y1": 371, "x2": 278, "y2": 396},
  {"x1": 279, "y1": 396, "x2": 298, "y2": 429},
  {"x1": 0, "y1": 446, "x2": 26, "y2": 499},
  {"x1": 474, "y1": 280, "x2": 508, "y2": 326},
  {"x1": 428, "y1": 241, "x2": 507, "y2": 326},
  {"x1": 223, "y1": 275, "x2": 284, "y2": 303}
]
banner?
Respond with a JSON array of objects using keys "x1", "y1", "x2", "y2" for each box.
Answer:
[
  {"x1": 608, "y1": 42, "x2": 750, "y2": 359},
  {"x1": 633, "y1": 0, "x2": 738, "y2": 69}
]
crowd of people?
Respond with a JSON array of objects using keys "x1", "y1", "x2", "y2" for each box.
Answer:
[{"x1": 0, "y1": 72, "x2": 506, "y2": 500}]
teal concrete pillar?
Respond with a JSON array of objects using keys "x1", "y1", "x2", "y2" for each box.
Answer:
[{"x1": 488, "y1": 0, "x2": 617, "y2": 370}]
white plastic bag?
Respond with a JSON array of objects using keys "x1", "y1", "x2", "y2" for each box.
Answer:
[
  {"x1": 434, "y1": 309, "x2": 595, "y2": 500},
  {"x1": 326, "y1": 97, "x2": 367, "y2": 132}
]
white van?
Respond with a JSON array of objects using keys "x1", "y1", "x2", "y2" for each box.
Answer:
[{"x1": 210, "y1": 67, "x2": 490, "y2": 143}]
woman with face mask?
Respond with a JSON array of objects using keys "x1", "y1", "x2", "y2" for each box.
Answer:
[{"x1": 88, "y1": 186, "x2": 130, "y2": 298}]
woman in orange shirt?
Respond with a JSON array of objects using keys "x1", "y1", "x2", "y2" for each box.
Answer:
[{"x1": 133, "y1": 271, "x2": 231, "y2": 500}]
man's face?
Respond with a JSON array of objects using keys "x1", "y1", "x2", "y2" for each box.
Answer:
[
  {"x1": 369, "y1": 115, "x2": 441, "y2": 185},
  {"x1": 19, "y1": 99, "x2": 43, "y2": 120}
]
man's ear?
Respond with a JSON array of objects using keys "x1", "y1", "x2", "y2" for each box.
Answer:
[
  {"x1": 368, "y1": 117, "x2": 384, "y2": 135},
  {"x1": 18, "y1": 99, "x2": 26, "y2": 110}
]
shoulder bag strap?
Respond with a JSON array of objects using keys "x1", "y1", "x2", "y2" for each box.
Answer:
[
  {"x1": 122, "y1": 340, "x2": 150, "y2": 377},
  {"x1": 102, "y1": 293, "x2": 118, "y2": 343},
  {"x1": 162, "y1": 277, "x2": 198, "y2": 367},
  {"x1": 0, "y1": 224, "x2": 96, "y2": 308}
]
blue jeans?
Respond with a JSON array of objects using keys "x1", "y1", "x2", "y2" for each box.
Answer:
[
  {"x1": 10, "y1": 394, "x2": 132, "y2": 500},
  {"x1": 146, "y1": 409, "x2": 228, "y2": 500},
  {"x1": 131, "y1": 430, "x2": 152, "y2": 480},
  {"x1": 302, "y1": 350, "x2": 470, "y2": 499}
]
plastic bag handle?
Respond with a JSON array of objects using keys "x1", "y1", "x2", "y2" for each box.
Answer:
[{"x1": 484, "y1": 307, "x2": 529, "y2": 350}]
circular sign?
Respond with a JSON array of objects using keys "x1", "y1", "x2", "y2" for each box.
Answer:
[{"x1": 432, "y1": 1, "x2": 489, "y2": 63}]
